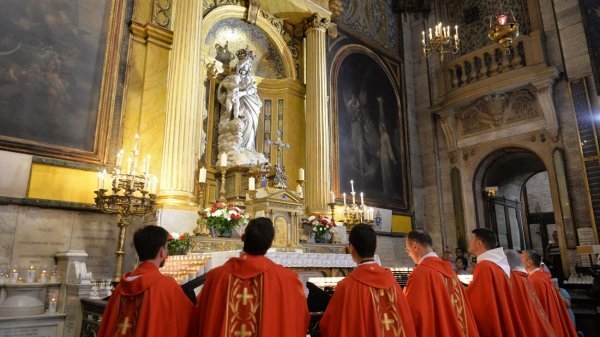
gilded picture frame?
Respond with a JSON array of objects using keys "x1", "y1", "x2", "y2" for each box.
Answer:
[{"x1": 0, "y1": 0, "x2": 129, "y2": 163}]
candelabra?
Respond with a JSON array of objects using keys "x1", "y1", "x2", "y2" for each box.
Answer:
[
  {"x1": 338, "y1": 181, "x2": 375, "y2": 231},
  {"x1": 488, "y1": 8, "x2": 519, "y2": 51},
  {"x1": 94, "y1": 134, "x2": 157, "y2": 282},
  {"x1": 422, "y1": 22, "x2": 460, "y2": 61}
]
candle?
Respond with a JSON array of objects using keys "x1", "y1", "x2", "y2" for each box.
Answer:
[
  {"x1": 220, "y1": 153, "x2": 228, "y2": 167},
  {"x1": 102, "y1": 169, "x2": 108, "y2": 190},
  {"x1": 343, "y1": 193, "x2": 346, "y2": 207},
  {"x1": 350, "y1": 180, "x2": 354, "y2": 193},
  {"x1": 455, "y1": 25, "x2": 458, "y2": 38},
  {"x1": 360, "y1": 192, "x2": 364, "y2": 206},
  {"x1": 422, "y1": 31, "x2": 425, "y2": 44},
  {"x1": 330, "y1": 191, "x2": 336, "y2": 204},
  {"x1": 199, "y1": 167, "x2": 207, "y2": 183},
  {"x1": 446, "y1": 26, "x2": 450, "y2": 37},
  {"x1": 48, "y1": 297, "x2": 57, "y2": 313},
  {"x1": 26, "y1": 265, "x2": 36, "y2": 283},
  {"x1": 39, "y1": 270, "x2": 48, "y2": 283},
  {"x1": 249, "y1": 177, "x2": 256, "y2": 191},
  {"x1": 9, "y1": 269, "x2": 18, "y2": 284},
  {"x1": 134, "y1": 133, "x2": 140, "y2": 151},
  {"x1": 352, "y1": 193, "x2": 356, "y2": 206},
  {"x1": 498, "y1": 14, "x2": 507, "y2": 25},
  {"x1": 299, "y1": 168, "x2": 305, "y2": 181},
  {"x1": 97, "y1": 171, "x2": 103, "y2": 190},
  {"x1": 429, "y1": 28, "x2": 432, "y2": 40},
  {"x1": 116, "y1": 149, "x2": 124, "y2": 167}
]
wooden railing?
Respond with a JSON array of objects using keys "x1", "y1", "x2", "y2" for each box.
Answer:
[{"x1": 442, "y1": 31, "x2": 546, "y2": 95}]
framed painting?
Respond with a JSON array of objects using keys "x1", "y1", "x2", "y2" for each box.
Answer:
[
  {"x1": 330, "y1": 45, "x2": 409, "y2": 212},
  {"x1": 0, "y1": 0, "x2": 129, "y2": 163},
  {"x1": 579, "y1": 0, "x2": 600, "y2": 95}
]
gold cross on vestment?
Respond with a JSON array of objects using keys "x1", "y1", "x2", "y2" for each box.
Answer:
[
  {"x1": 236, "y1": 287, "x2": 254, "y2": 305},
  {"x1": 234, "y1": 324, "x2": 253, "y2": 337},
  {"x1": 381, "y1": 313, "x2": 394, "y2": 331},
  {"x1": 117, "y1": 316, "x2": 132, "y2": 335}
]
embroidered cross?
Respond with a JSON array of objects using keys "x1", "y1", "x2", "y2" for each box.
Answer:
[
  {"x1": 234, "y1": 324, "x2": 252, "y2": 337},
  {"x1": 117, "y1": 317, "x2": 132, "y2": 335},
  {"x1": 381, "y1": 313, "x2": 394, "y2": 331},
  {"x1": 236, "y1": 287, "x2": 254, "y2": 306}
]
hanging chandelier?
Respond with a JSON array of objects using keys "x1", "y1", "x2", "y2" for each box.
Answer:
[
  {"x1": 422, "y1": 22, "x2": 460, "y2": 61},
  {"x1": 488, "y1": 7, "x2": 519, "y2": 51}
]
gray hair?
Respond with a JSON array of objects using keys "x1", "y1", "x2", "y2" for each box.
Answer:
[{"x1": 504, "y1": 249, "x2": 523, "y2": 270}]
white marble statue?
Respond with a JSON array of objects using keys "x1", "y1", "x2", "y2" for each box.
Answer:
[{"x1": 216, "y1": 48, "x2": 267, "y2": 166}]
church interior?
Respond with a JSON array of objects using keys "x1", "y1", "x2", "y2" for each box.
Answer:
[{"x1": 0, "y1": 0, "x2": 599, "y2": 336}]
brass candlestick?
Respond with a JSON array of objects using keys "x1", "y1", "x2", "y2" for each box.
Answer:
[
  {"x1": 218, "y1": 165, "x2": 227, "y2": 202},
  {"x1": 328, "y1": 202, "x2": 337, "y2": 222},
  {"x1": 194, "y1": 181, "x2": 209, "y2": 236}
]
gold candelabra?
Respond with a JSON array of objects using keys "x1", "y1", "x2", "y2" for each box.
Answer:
[
  {"x1": 94, "y1": 134, "x2": 157, "y2": 282},
  {"x1": 422, "y1": 22, "x2": 460, "y2": 61},
  {"x1": 338, "y1": 181, "x2": 374, "y2": 231},
  {"x1": 488, "y1": 9, "x2": 519, "y2": 51}
]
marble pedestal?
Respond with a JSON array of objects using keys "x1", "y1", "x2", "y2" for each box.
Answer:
[
  {"x1": 0, "y1": 313, "x2": 65, "y2": 337},
  {"x1": 0, "y1": 283, "x2": 45, "y2": 317}
]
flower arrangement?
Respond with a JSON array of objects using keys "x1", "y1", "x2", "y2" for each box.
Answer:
[
  {"x1": 307, "y1": 215, "x2": 335, "y2": 240},
  {"x1": 200, "y1": 202, "x2": 248, "y2": 237},
  {"x1": 167, "y1": 232, "x2": 191, "y2": 255}
]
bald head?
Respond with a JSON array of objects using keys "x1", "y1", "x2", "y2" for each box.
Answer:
[{"x1": 504, "y1": 249, "x2": 523, "y2": 270}]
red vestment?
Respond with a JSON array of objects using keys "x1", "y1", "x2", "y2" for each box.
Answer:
[
  {"x1": 529, "y1": 270, "x2": 577, "y2": 337},
  {"x1": 97, "y1": 262, "x2": 196, "y2": 337},
  {"x1": 320, "y1": 263, "x2": 417, "y2": 337},
  {"x1": 404, "y1": 257, "x2": 479, "y2": 337},
  {"x1": 510, "y1": 270, "x2": 556, "y2": 337},
  {"x1": 465, "y1": 261, "x2": 527, "y2": 337},
  {"x1": 195, "y1": 253, "x2": 309, "y2": 337}
]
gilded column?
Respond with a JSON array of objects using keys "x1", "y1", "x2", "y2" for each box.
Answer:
[
  {"x1": 305, "y1": 14, "x2": 333, "y2": 214},
  {"x1": 158, "y1": 0, "x2": 203, "y2": 207}
]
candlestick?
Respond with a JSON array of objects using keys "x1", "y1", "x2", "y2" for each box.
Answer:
[
  {"x1": 352, "y1": 192, "x2": 356, "y2": 206},
  {"x1": 299, "y1": 168, "x2": 305, "y2": 181},
  {"x1": 249, "y1": 177, "x2": 256, "y2": 191},
  {"x1": 360, "y1": 192, "x2": 364, "y2": 206},
  {"x1": 199, "y1": 167, "x2": 207, "y2": 183},
  {"x1": 350, "y1": 180, "x2": 354, "y2": 193}
]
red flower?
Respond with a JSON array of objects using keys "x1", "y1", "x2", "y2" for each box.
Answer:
[
  {"x1": 168, "y1": 234, "x2": 173, "y2": 240},
  {"x1": 179, "y1": 235, "x2": 186, "y2": 240}
]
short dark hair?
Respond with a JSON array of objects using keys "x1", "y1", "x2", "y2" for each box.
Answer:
[
  {"x1": 456, "y1": 256, "x2": 468, "y2": 270},
  {"x1": 471, "y1": 228, "x2": 498, "y2": 250},
  {"x1": 349, "y1": 224, "x2": 377, "y2": 258},
  {"x1": 407, "y1": 229, "x2": 433, "y2": 247},
  {"x1": 243, "y1": 217, "x2": 274, "y2": 255},
  {"x1": 523, "y1": 250, "x2": 542, "y2": 267},
  {"x1": 133, "y1": 225, "x2": 169, "y2": 261}
]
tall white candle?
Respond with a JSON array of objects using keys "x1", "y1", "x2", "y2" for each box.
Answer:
[
  {"x1": 199, "y1": 167, "x2": 207, "y2": 183},
  {"x1": 102, "y1": 169, "x2": 108, "y2": 190},
  {"x1": 330, "y1": 191, "x2": 335, "y2": 204},
  {"x1": 249, "y1": 177, "x2": 256, "y2": 191},
  {"x1": 343, "y1": 193, "x2": 347, "y2": 207},
  {"x1": 97, "y1": 171, "x2": 102, "y2": 190},
  {"x1": 134, "y1": 133, "x2": 140, "y2": 151},
  {"x1": 350, "y1": 180, "x2": 355, "y2": 193},
  {"x1": 116, "y1": 149, "x2": 124, "y2": 167},
  {"x1": 352, "y1": 193, "x2": 356, "y2": 206},
  {"x1": 360, "y1": 192, "x2": 364, "y2": 206},
  {"x1": 26, "y1": 266, "x2": 36, "y2": 283},
  {"x1": 220, "y1": 153, "x2": 228, "y2": 167},
  {"x1": 299, "y1": 168, "x2": 305, "y2": 181}
]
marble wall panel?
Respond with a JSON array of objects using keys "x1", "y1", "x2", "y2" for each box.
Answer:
[
  {"x1": 11, "y1": 207, "x2": 74, "y2": 267},
  {"x1": 0, "y1": 150, "x2": 32, "y2": 198},
  {"x1": 70, "y1": 212, "x2": 118, "y2": 279},
  {"x1": 0, "y1": 205, "x2": 18, "y2": 265}
]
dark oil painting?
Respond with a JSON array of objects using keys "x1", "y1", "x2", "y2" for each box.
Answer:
[
  {"x1": 0, "y1": 0, "x2": 112, "y2": 151},
  {"x1": 336, "y1": 52, "x2": 406, "y2": 209}
]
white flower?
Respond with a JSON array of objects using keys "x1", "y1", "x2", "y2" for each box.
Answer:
[
  {"x1": 170, "y1": 232, "x2": 180, "y2": 238},
  {"x1": 213, "y1": 209, "x2": 223, "y2": 217},
  {"x1": 204, "y1": 208, "x2": 211, "y2": 214},
  {"x1": 308, "y1": 215, "x2": 316, "y2": 222}
]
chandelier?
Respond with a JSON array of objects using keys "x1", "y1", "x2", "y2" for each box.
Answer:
[
  {"x1": 488, "y1": 7, "x2": 519, "y2": 51},
  {"x1": 422, "y1": 22, "x2": 460, "y2": 61}
]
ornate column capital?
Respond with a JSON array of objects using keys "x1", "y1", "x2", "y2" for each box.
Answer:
[{"x1": 303, "y1": 13, "x2": 337, "y2": 37}]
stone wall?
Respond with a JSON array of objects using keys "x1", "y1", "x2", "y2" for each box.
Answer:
[{"x1": 525, "y1": 171, "x2": 554, "y2": 213}]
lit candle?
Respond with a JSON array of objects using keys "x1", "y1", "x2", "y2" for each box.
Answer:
[
  {"x1": 429, "y1": 28, "x2": 432, "y2": 40},
  {"x1": 343, "y1": 193, "x2": 347, "y2": 207},
  {"x1": 39, "y1": 270, "x2": 48, "y2": 283},
  {"x1": 360, "y1": 192, "x2": 364, "y2": 206},
  {"x1": 97, "y1": 171, "x2": 102, "y2": 190},
  {"x1": 249, "y1": 177, "x2": 256, "y2": 191},
  {"x1": 102, "y1": 169, "x2": 108, "y2": 190},
  {"x1": 26, "y1": 265, "x2": 36, "y2": 283},
  {"x1": 116, "y1": 149, "x2": 124, "y2": 167},
  {"x1": 498, "y1": 14, "x2": 507, "y2": 26},
  {"x1": 9, "y1": 268, "x2": 18, "y2": 284},
  {"x1": 330, "y1": 191, "x2": 336, "y2": 204},
  {"x1": 422, "y1": 31, "x2": 425, "y2": 44},
  {"x1": 220, "y1": 153, "x2": 228, "y2": 167},
  {"x1": 350, "y1": 180, "x2": 355, "y2": 193},
  {"x1": 455, "y1": 25, "x2": 458, "y2": 38},
  {"x1": 199, "y1": 167, "x2": 207, "y2": 183},
  {"x1": 48, "y1": 297, "x2": 57, "y2": 313},
  {"x1": 447, "y1": 26, "x2": 450, "y2": 37},
  {"x1": 299, "y1": 168, "x2": 305, "y2": 181}
]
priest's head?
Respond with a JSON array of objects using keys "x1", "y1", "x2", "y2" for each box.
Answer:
[
  {"x1": 468, "y1": 228, "x2": 498, "y2": 256},
  {"x1": 520, "y1": 250, "x2": 542, "y2": 273},
  {"x1": 405, "y1": 229, "x2": 434, "y2": 265},
  {"x1": 504, "y1": 249, "x2": 524, "y2": 270},
  {"x1": 348, "y1": 224, "x2": 377, "y2": 263},
  {"x1": 133, "y1": 225, "x2": 169, "y2": 268},
  {"x1": 242, "y1": 217, "x2": 275, "y2": 255}
]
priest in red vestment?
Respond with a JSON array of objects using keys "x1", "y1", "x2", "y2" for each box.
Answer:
[
  {"x1": 522, "y1": 250, "x2": 578, "y2": 337},
  {"x1": 404, "y1": 229, "x2": 479, "y2": 337},
  {"x1": 320, "y1": 224, "x2": 417, "y2": 337},
  {"x1": 195, "y1": 217, "x2": 309, "y2": 337},
  {"x1": 465, "y1": 228, "x2": 527, "y2": 337},
  {"x1": 97, "y1": 225, "x2": 196, "y2": 337},
  {"x1": 504, "y1": 249, "x2": 556, "y2": 337}
]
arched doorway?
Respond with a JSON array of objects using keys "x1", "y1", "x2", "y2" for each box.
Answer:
[{"x1": 473, "y1": 148, "x2": 555, "y2": 252}]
